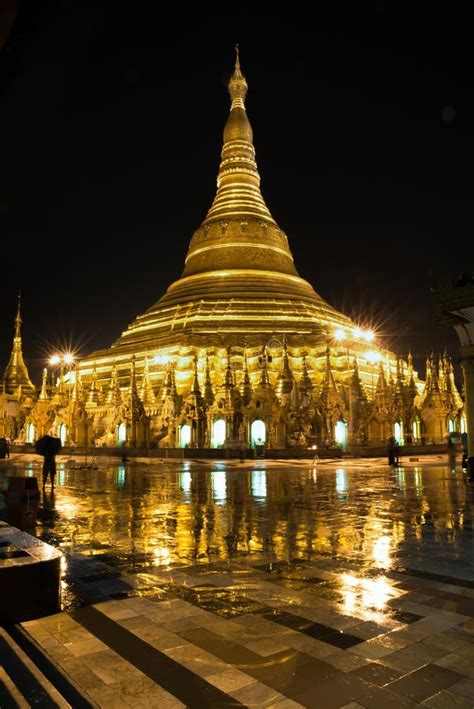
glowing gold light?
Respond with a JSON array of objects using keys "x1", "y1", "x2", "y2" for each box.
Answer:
[
  {"x1": 154, "y1": 354, "x2": 170, "y2": 365},
  {"x1": 63, "y1": 353, "x2": 75, "y2": 365},
  {"x1": 364, "y1": 330, "x2": 375, "y2": 342},
  {"x1": 366, "y1": 351, "x2": 382, "y2": 363},
  {"x1": 49, "y1": 355, "x2": 61, "y2": 365},
  {"x1": 334, "y1": 329, "x2": 345, "y2": 341},
  {"x1": 353, "y1": 327, "x2": 363, "y2": 339},
  {"x1": 153, "y1": 547, "x2": 171, "y2": 565},
  {"x1": 340, "y1": 572, "x2": 397, "y2": 617},
  {"x1": 372, "y1": 534, "x2": 392, "y2": 569}
]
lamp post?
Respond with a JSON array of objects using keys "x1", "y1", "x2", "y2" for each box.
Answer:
[
  {"x1": 48, "y1": 354, "x2": 62, "y2": 388},
  {"x1": 49, "y1": 352, "x2": 76, "y2": 444}
]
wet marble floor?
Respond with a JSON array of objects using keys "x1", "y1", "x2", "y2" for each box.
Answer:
[{"x1": 2, "y1": 454, "x2": 474, "y2": 707}]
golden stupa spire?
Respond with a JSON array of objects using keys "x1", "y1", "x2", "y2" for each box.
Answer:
[
  {"x1": 203, "y1": 46, "x2": 273, "y2": 225},
  {"x1": 181, "y1": 49, "x2": 299, "y2": 280},
  {"x1": 3, "y1": 293, "x2": 35, "y2": 395}
]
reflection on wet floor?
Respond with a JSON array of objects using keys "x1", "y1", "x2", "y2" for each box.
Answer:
[{"x1": 1, "y1": 457, "x2": 473, "y2": 615}]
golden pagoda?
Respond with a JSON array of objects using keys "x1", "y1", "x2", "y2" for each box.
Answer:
[
  {"x1": 8, "y1": 52, "x2": 465, "y2": 451},
  {"x1": 105, "y1": 49, "x2": 351, "y2": 354},
  {"x1": 80, "y1": 52, "x2": 360, "y2": 392},
  {"x1": 2, "y1": 295, "x2": 35, "y2": 396}
]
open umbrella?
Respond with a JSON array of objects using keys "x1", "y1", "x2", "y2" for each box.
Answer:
[{"x1": 34, "y1": 435, "x2": 62, "y2": 456}]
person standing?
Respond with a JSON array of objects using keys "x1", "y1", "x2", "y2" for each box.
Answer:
[
  {"x1": 0, "y1": 437, "x2": 8, "y2": 459},
  {"x1": 35, "y1": 435, "x2": 62, "y2": 489},
  {"x1": 387, "y1": 437, "x2": 396, "y2": 466},
  {"x1": 42, "y1": 452, "x2": 57, "y2": 489},
  {"x1": 447, "y1": 434, "x2": 457, "y2": 470}
]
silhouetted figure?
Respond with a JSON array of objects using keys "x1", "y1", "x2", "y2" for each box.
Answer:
[
  {"x1": 394, "y1": 441, "x2": 401, "y2": 466},
  {"x1": 0, "y1": 437, "x2": 9, "y2": 459},
  {"x1": 120, "y1": 440, "x2": 128, "y2": 463},
  {"x1": 387, "y1": 437, "x2": 396, "y2": 466},
  {"x1": 461, "y1": 432, "x2": 468, "y2": 469},
  {"x1": 42, "y1": 454, "x2": 57, "y2": 488},
  {"x1": 35, "y1": 435, "x2": 62, "y2": 489},
  {"x1": 447, "y1": 435, "x2": 457, "y2": 470}
]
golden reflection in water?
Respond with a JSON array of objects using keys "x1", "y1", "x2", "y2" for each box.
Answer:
[
  {"x1": 414, "y1": 467, "x2": 423, "y2": 496},
  {"x1": 340, "y1": 573, "x2": 397, "y2": 619},
  {"x1": 372, "y1": 535, "x2": 392, "y2": 569},
  {"x1": 3, "y1": 460, "x2": 467, "y2": 611},
  {"x1": 60, "y1": 555, "x2": 68, "y2": 594},
  {"x1": 54, "y1": 499, "x2": 78, "y2": 518},
  {"x1": 153, "y1": 546, "x2": 171, "y2": 565}
]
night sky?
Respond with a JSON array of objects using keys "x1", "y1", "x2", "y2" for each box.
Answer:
[{"x1": 1, "y1": 2, "x2": 472, "y2": 383}]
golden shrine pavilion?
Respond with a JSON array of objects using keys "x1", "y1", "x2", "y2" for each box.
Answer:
[{"x1": 1, "y1": 54, "x2": 465, "y2": 451}]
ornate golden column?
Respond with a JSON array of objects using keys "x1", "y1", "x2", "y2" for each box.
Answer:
[
  {"x1": 461, "y1": 354, "x2": 474, "y2": 476},
  {"x1": 433, "y1": 276, "x2": 474, "y2": 477}
]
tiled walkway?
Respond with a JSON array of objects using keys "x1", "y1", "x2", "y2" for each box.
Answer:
[
  {"x1": 19, "y1": 552, "x2": 474, "y2": 707},
  {"x1": 2, "y1": 454, "x2": 474, "y2": 706}
]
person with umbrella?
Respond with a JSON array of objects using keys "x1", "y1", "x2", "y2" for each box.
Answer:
[{"x1": 35, "y1": 435, "x2": 62, "y2": 489}]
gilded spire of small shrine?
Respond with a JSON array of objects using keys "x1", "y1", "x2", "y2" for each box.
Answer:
[
  {"x1": 191, "y1": 356, "x2": 201, "y2": 395},
  {"x1": 240, "y1": 351, "x2": 252, "y2": 405},
  {"x1": 3, "y1": 294, "x2": 35, "y2": 395},
  {"x1": 225, "y1": 347, "x2": 234, "y2": 388},
  {"x1": 300, "y1": 355, "x2": 313, "y2": 395},
  {"x1": 39, "y1": 368, "x2": 49, "y2": 401},
  {"x1": 140, "y1": 357, "x2": 156, "y2": 407},
  {"x1": 259, "y1": 345, "x2": 271, "y2": 386},
  {"x1": 204, "y1": 356, "x2": 214, "y2": 406},
  {"x1": 86, "y1": 365, "x2": 100, "y2": 406},
  {"x1": 106, "y1": 362, "x2": 122, "y2": 406}
]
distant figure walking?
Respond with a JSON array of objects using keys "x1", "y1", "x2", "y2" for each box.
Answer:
[
  {"x1": 447, "y1": 434, "x2": 457, "y2": 470},
  {"x1": 35, "y1": 435, "x2": 62, "y2": 489},
  {"x1": 387, "y1": 437, "x2": 396, "y2": 466},
  {"x1": 461, "y1": 432, "x2": 468, "y2": 469},
  {"x1": 0, "y1": 437, "x2": 9, "y2": 459},
  {"x1": 394, "y1": 440, "x2": 401, "y2": 466}
]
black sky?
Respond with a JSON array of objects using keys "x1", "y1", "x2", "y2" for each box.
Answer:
[{"x1": 1, "y1": 2, "x2": 472, "y2": 383}]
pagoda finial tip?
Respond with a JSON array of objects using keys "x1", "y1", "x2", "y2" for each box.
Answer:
[{"x1": 235, "y1": 43, "x2": 240, "y2": 71}]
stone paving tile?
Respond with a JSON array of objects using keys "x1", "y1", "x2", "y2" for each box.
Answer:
[
  {"x1": 322, "y1": 650, "x2": 370, "y2": 673},
  {"x1": 449, "y1": 676, "x2": 474, "y2": 699},
  {"x1": 63, "y1": 636, "x2": 109, "y2": 657},
  {"x1": 230, "y1": 680, "x2": 293, "y2": 706},
  {"x1": 356, "y1": 686, "x2": 418, "y2": 708},
  {"x1": 158, "y1": 615, "x2": 210, "y2": 633},
  {"x1": 165, "y1": 644, "x2": 228, "y2": 676},
  {"x1": 55, "y1": 657, "x2": 106, "y2": 692},
  {"x1": 351, "y1": 661, "x2": 403, "y2": 687},
  {"x1": 422, "y1": 630, "x2": 474, "y2": 653},
  {"x1": 386, "y1": 663, "x2": 464, "y2": 703},
  {"x1": 292, "y1": 672, "x2": 375, "y2": 709},
  {"x1": 80, "y1": 649, "x2": 147, "y2": 684},
  {"x1": 388, "y1": 624, "x2": 432, "y2": 643},
  {"x1": 244, "y1": 637, "x2": 292, "y2": 656},
  {"x1": 283, "y1": 634, "x2": 337, "y2": 659},
  {"x1": 433, "y1": 652, "x2": 474, "y2": 679},
  {"x1": 452, "y1": 642, "x2": 474, "y2": 662},
  {"x1": 381, "y1": 641, "x2": 447, "y2": 672},
  {"x1": 346, "y1": 620, "x2": 397, "y2": 640},
  {"x1": 205, "y1": 668, "x2": 257, "y2": 692},
  {"x1": 267, "y1": 698, "x2": 306, "y2": 708},
  {"x1": 421, "y1": 689, "x2": 474, "y2": 707},
  {"x1": 348, "y1": 632, "x2": 412, "y2": 660}
]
